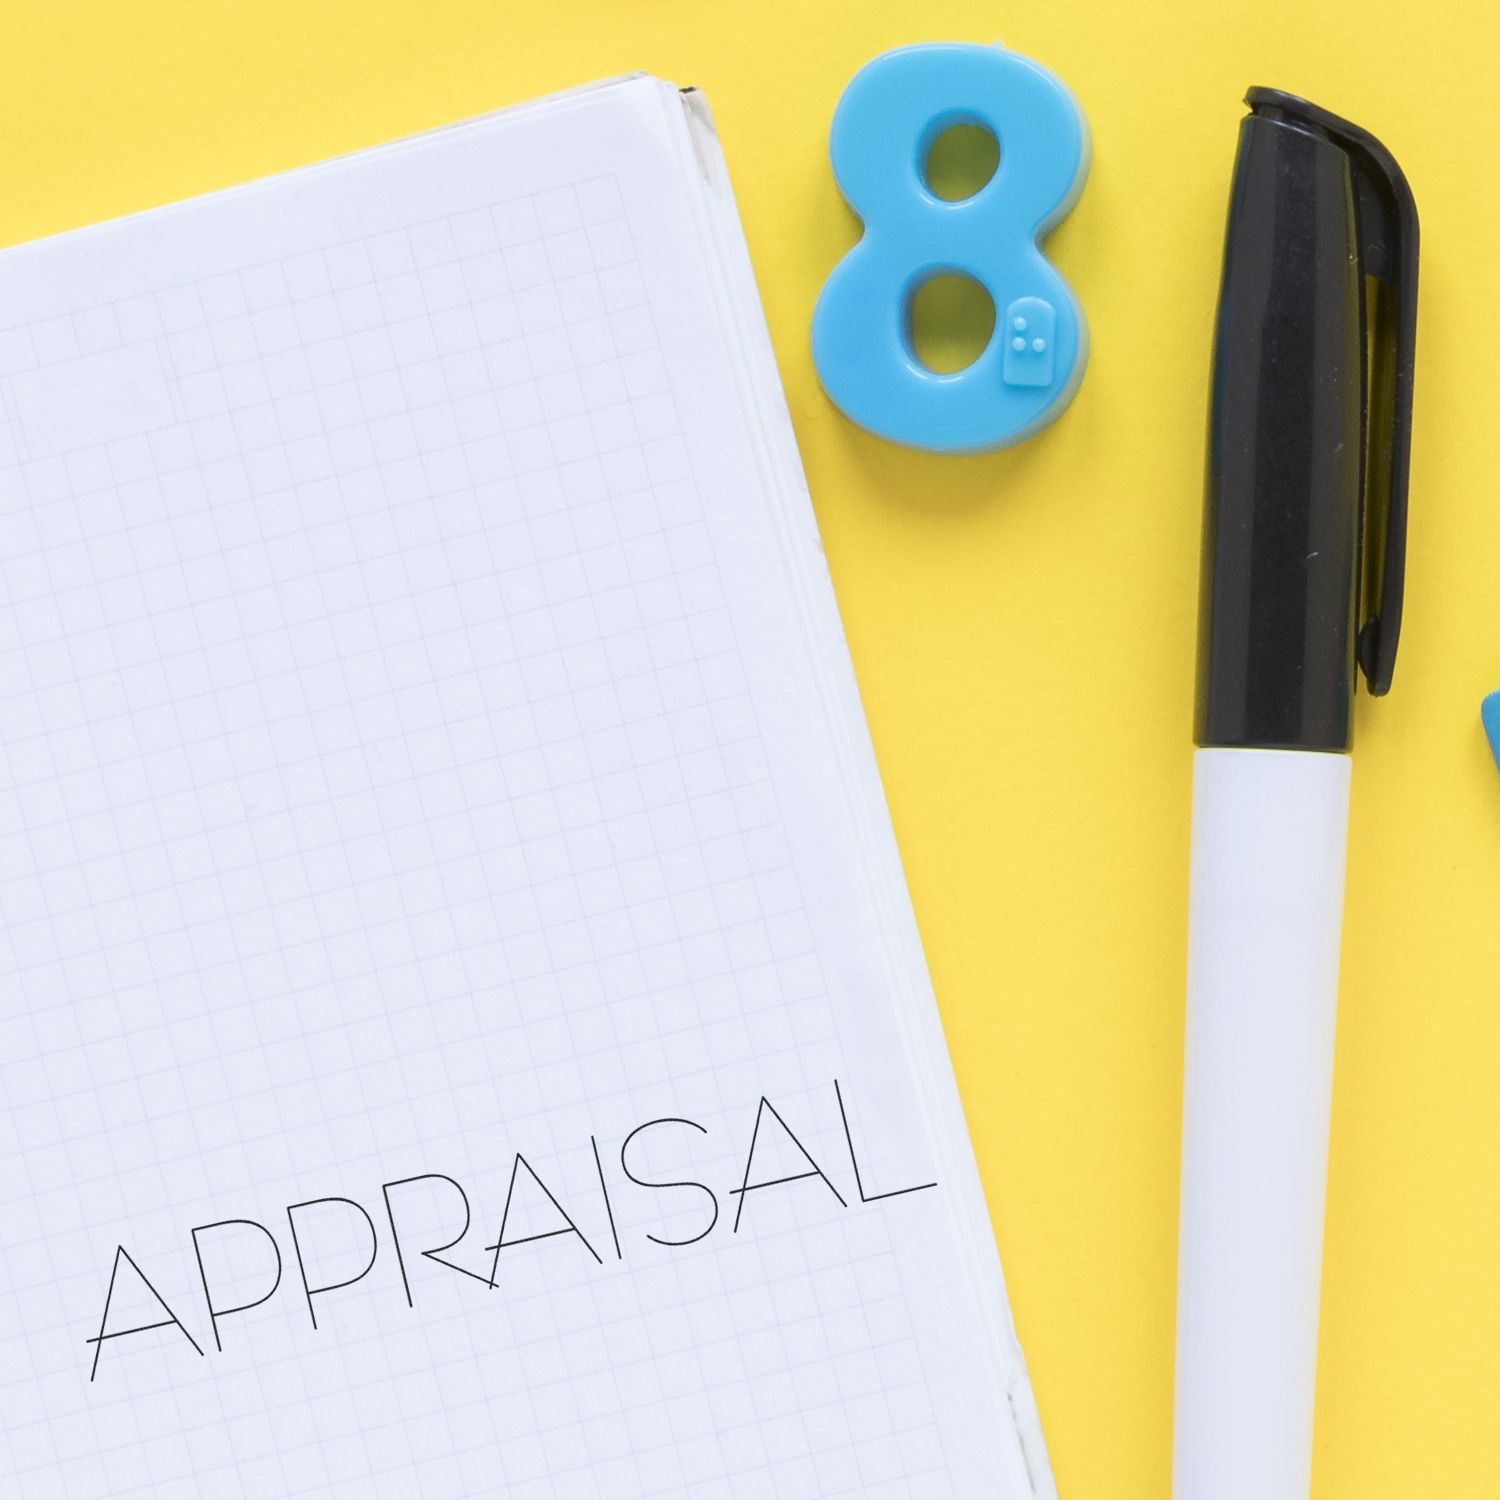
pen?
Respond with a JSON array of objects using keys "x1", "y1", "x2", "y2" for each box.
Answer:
[{"x1": 1175, "y1": 90, "x2": 1418, "y2": 1500}]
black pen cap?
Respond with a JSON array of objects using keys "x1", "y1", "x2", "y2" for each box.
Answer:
[{"x1": 1195, "y1": 90, "x2": 1418, "y2": 753}]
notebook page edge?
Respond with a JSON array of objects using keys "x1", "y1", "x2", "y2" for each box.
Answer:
[{"x1": 663, "y1": 82, "x2": 1057, "y2": 1500}]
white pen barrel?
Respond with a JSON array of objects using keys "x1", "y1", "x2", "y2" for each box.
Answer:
[{"x1": 1174, "y1": 746, "x2": 1352, "y2": 1500}]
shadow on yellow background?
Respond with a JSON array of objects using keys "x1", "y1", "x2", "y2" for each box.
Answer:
[{"x1": 4, "y1": 1, "x2": 1498, "y2": 1494}]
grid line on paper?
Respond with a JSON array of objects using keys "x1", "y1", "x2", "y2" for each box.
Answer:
[{"x1": 0, "y1": 162, "x2": 952, "y2": 1500}]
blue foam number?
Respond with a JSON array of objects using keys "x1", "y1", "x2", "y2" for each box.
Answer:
[
  {"x1": 812, "y1": 43, "x2": 1090, "y2": 454},
  {"x1": 1483, "y1": 692, "x2": 1500, "y2": 775}
]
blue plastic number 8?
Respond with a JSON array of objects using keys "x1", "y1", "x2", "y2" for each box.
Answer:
[{"x1": 811, "y1": 44, "x2": 1091, "y2": 454}]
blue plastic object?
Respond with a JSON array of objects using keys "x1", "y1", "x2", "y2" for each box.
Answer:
[
  {"x1": 812, "y1": 43, "x2": 1090, "y2": 454},
  {"x1": 1484, "y1": 692, "x2": 1500, "y2": 774}
]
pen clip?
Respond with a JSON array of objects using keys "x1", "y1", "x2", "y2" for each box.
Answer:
[
  {"x1": 1246, "y1": 90, "x2": 1419, "y2": 697},
  {"x1": 1347, "y1": 114, "x2": 1419, "y2": 697}
]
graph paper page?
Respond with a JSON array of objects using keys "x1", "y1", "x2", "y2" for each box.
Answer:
[{"x1": 0, "y1": 77, "x2": 1048, "y2": 1500}]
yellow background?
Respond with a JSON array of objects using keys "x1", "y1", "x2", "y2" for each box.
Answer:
[{"x1": 4, "y1": 2, "x2": 1497, "y2": 1495}]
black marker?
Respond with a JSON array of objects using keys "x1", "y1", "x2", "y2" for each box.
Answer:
[{"x1": 1175, "y1": 89, "x2": 1418, "y2": 1500}]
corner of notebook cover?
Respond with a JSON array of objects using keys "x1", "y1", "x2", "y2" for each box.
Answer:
[
  {"x1": 1006, "y1": 1365, "x2": 1061, "y2": 1500},
  {"x1": 674, "y1": 85, "x2": 730, "y2": 189}
]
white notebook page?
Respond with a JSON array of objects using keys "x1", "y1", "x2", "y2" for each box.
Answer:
[{"x1": 0, "y1": 77, "x2": 1049, "y2": 1500}]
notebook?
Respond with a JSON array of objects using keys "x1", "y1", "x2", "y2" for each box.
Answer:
[{"x1": 0, "y1": 75, "x2": 1052, "y2": 1500}]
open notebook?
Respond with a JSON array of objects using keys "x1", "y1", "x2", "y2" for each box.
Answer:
[{"x1": 0, "y1": 76, "x2": 1051, "y2": 1500}]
